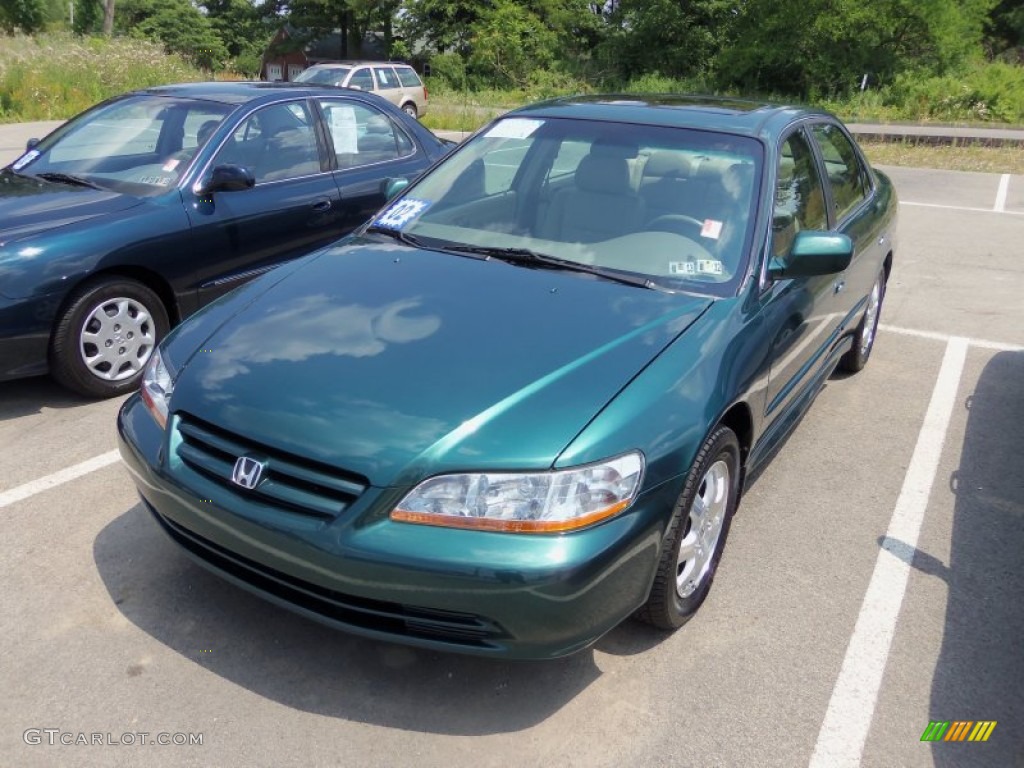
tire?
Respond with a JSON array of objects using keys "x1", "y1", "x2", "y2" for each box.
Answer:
[
  {"x1": 839, "y1": 268, "x2": 886, "y2": 373},
  {"x1": 50, "y1": 277, "x2": 169, "y2": 398},
  {"x1": 636, "y1": 425, "x2": 741, "y2": 630},
  {"x1": 401, "y1": 102, "x2": 418, "y2": 119}
]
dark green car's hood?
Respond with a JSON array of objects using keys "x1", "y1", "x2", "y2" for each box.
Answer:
[
  {"x1": 0, "y1": 169, "x2": 140, "y2": 244},
  {"x1": 170, "y1": 240, "x2": 712, "y2": 487}
]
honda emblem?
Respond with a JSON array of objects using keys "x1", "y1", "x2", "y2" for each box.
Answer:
[{"x1": 231, "y1": 456, "x2": 265, "y2": 490}]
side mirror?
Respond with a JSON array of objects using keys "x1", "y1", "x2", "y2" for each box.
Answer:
[
  {"x1": 26, "y1": 138, "x2": 39, "y2": 151},
  {"x1": 768, "y1": 232, "x2": 853, "y2": 279},
  {"x1": 194, "y1": 164, "x2": 255, "y2": 196},
  {"x1": 382, "y1": 177, "x2": 410, "y2": 201}
]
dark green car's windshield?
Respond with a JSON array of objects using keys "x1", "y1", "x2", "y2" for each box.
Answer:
[
  {"x1": 370, "y1": 115, "x2": 764, "y2": 293},
  {"x1": 12, "y1": 95, "x2": 232, "y2": 196}
]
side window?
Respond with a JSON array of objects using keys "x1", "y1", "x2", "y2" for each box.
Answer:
[
  {"x1": 373, "y1": 67, "x2": 399, "y2": 90},
  {"x1": 181, "y1": 110, "x2": 228, "y2": 152},
  {"x1": 773, "y1": 131, "x2": 828, "y2": 258},
  {"x1": 318, "y1": 100, "x2": 415, "y2": 167},
  {"x1": 811, "y1": 123, "x2": 869, "y2": 221},
  {"x1": 213, "y1": 102, "x2": 321, "y2": 184},
  {"x1": 396, "y1": 67, "x2": 422, "y2": 88},
  {"x1": 348, "y1": 68, "x2": 374, "y2": 91}
]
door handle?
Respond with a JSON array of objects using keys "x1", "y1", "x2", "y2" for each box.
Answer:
[{"x1": 311, "y1": 198, "x2": 332, "y2": 212}]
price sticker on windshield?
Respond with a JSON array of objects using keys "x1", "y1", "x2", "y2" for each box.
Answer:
[
  {"x1": 484, "y1": 118, "x2": 543, "y2": 140},
  {"x1": 11, "y1": 150, "x2": 39, "y2": 171},
  {"x1": 373, "y1": 198, "x2": 431, "y2": 230},
  {"x1": 700, "y1": 219, "x2": 723, "y2": 240}
]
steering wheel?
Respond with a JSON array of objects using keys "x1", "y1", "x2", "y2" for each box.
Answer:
[{"x1": 647, "y1": 214, "x2": 704, "y2": 239}]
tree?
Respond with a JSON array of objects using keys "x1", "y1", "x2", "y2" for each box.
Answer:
[
  {"x1": 116, "y1": 0, "x2": 229, "y2": 68},
  {"x1": 468, "y1": 0, "x2": 557, "y2": 87},
  {"x1": 1, "y1": 0, "x2": 47, "y2": 33}
]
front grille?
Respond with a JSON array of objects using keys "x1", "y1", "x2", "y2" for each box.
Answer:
[
  {"x1": 148, "y1": 504, "x2": 505, "y2": 649},
  {"x1": 174, "y1": 412, "x2": 368, "y2": 520}
]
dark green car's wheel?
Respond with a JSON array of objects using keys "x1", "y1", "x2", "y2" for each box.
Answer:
[
  {"x1": 839, "y1": 268, "x2": 886, "y2": 373},
  {"x1": 637, "y1": 425, "x2": 741, "y2": 630},
  {"x1": 50, "y1": 277, "x2": 169, "y2": 398}
]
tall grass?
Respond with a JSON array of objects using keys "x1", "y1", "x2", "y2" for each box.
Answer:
[{"x1": 0, "y1": 33, "x2": 213, "y2": 122}]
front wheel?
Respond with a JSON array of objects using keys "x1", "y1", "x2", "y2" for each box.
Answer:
[
  {"x1": 839, "y1": 268, "x2": 886, "y2": 373},
  {"x1": 636, "y1": 426, "x2": 741, "y2": 630},
  {"x1": 50, "y1": 277, "x2": 169, "y2": 398}
]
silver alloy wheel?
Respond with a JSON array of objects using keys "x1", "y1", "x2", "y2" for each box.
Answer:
[
  {"x1": 860, "y1": 278, "x2": 882, "y2": 356},
  {"x1": 676, "y1": 459, "x2": 731, "y2": 598},
  {"x1": 79, "y1": 297, "x2": 155, "y2": 381}
]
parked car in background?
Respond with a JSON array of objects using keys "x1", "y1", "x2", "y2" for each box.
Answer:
[
  {"x1": 294, "y1": 61, "x2": 428, "y2": 119},
  {"x1": 0, "y1": 81, "x2": 449, "y2": 397},
  {"x1": 118, "y1": 95, "x2": 896, "y2": 659}
]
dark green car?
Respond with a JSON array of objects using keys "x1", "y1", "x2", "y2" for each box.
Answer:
[{"x1": 117, "y1": 96, "x2": 896, "y2": 659}]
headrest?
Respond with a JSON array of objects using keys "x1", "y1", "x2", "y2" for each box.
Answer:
[
  {"x1": 642, "y1": 151, "x2": 692, "y2": 179},
  {"x1": 575, "y1": 154, "x2": 631, "y2": 195},
  {"x1": 197, "y1": 120, "x2": 221, "y2": 146},
  {"x1": 589, "y1": 138, "x2": 639, "y2": 160}
]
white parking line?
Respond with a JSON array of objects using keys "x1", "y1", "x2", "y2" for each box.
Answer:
[
  {"x1": 994, "y1": 173, "x2": 1010, "y2": 212},
  {"x1": 900, "y1": 200, "x2": 1024, "y2": 216},
  {"x1": 881, "y1": 324, "x2": 1024, "y2": 352},
  {"x1": 809, "y1": 337, "x2": 969, "y2": 768},
  {"x1": 0, "y1": 450, "x2": 120, "y2": 510}
]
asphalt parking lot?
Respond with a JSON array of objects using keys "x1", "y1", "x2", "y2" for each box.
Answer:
[{"x1": 1, "y1": 128, "x2": 1022, "y2": 766}]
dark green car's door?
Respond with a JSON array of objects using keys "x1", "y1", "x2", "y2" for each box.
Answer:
[
  {"x1": 763, "y1": 127, "x2": 844, "y2": 426},
  {"x1": 316, "y1": 97, "x2": 432, "y2": 231},
  {"x1": 185, "y1": 100, "x2": 348, "y2": 306}
]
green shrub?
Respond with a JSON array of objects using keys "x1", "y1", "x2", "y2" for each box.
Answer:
[{"x1": 0, "y1": 32, "x2": 217, "y2": 122}]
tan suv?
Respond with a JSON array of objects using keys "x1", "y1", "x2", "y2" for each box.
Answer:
[{"x1": 294, "y1": 62, "x2": 428, "y2": 119}]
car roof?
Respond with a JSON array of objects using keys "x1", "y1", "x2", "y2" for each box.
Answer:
[
  {"x1": 136, "y1": 81, "x2": 370, "y2": 106},
  {"x1": 510, "y1": 94, "x2": 834, "y2": 139},
  {"x1": 306, "y1": 61, "x2": 413, "y2": 69}
]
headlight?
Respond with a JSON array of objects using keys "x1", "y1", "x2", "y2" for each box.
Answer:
[
  {"x1": 140, "y1": 348, "x2": 174, "y2": 429},
  {"x1": 391, "y1": 452, "x2": 644, "y2": 533}
]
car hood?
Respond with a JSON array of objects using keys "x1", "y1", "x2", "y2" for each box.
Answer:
[
  {"x1": 0, "y1": 170, "x2": 140, "y2": 245},
  {"x1": 170, "y1": 240, "x2": 712, "y2": 487}
]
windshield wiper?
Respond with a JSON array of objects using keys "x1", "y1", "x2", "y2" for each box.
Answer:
[
  {"x1": 35, "y1": 172, "x2": 102, "y2": 190},
  {"x1": 363, "y1": 225, "x2": 428, "y2": 249},
  {"x1": 443, "y1": 245, "x2": 669, "y2": 291}
]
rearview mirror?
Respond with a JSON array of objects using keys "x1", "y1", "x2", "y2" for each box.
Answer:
[
  {"x1": 768, "y1": 232, "x2": 853, "y2": 279},
  {"x1": 194, "y1": 164, "x2": 255, "y2": 196},
  {"x1": 382, "y1": 177, "x2": 410, "y2": 201}
]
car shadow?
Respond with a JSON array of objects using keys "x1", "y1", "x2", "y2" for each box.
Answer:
[
  {"x1": 0, "y1": 375, "x2": 93, "y2": 420},
  {"x1": 887, "y1": 350, "x2": 1023, "y2": 765},
  {"x1": 93, "y1": 502, "x2": 607, "y2": 735}
]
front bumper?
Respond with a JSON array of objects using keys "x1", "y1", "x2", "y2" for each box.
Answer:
[
  {"x1": 117, "y1": 394, "x2": 677, "y2": 660},
  {"x1": 0, "y1": 292, "x2": 61, "y2": 382}
]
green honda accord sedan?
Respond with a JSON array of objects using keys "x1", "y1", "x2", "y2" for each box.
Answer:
[{"x1": 117, "y1": 95, "x2": 896, "y2": 659}]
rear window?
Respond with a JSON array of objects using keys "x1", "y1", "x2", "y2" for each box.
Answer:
[
  {"x1": 295, "y1": 67, "x2": 350, "y2": 85},
  {"x1": 374, "y1": 67, "x2": 400, "y2": 89},
  {"x1": 396, "y1": 67, "x2": 422, "y2": 88}
]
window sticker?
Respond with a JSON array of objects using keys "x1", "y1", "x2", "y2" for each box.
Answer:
[
  {"x1": 373, "y1": 198, "x2": 431, "y2": 230},
  {"x1": 162, "y1": 158, "x2": 182, "y2": 172},
  {"x1": 328, "y1": 105, "x2": 358, "y2": 154},
  {"x1": 700, "y1": 219, "x2": 723, "y2": 240},
  {"x1": 484, "y1": 118, "x2": 543, "y2": 140},
  {"x1": 668, "y1": 261, "x2": 697, "y2": 276},
  {"x1": 11, "y1": 150, "x2": 39, "y2": 171},
  {"x1": 696, "y1": 259, "x2": 724, "y2": 276}
]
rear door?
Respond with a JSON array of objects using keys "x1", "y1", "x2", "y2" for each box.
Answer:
[
  {"x1": 316, "y1": 97, "x2": 428, "y2": 231},
  {"x1": 185, "y1": 99, "x2": 348, "y2": 306},
  {"x1": 807, "y1": 120, "x2": 883, "y2": 331}
]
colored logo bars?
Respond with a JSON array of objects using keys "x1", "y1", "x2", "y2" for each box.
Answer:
[{"x1": 921, "y1": 721, "x2": 997, "y2": 742}]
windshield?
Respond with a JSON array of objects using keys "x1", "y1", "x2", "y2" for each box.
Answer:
[
  {"x1": 10, "y1": 95, "x2": 232, "y2": 196},
  {"x1": 295, "y1": 67, "x2": 351, "y2": 85},
  {"x1": 369, "y1": 115, "x2": 764, "y2": 294}
]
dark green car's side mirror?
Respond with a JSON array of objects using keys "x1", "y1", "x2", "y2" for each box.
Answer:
[
  {"x1": 768, "y1": 231, "x2": 853, "y2": 279},
  {"x1": 194, "y1": 164, "x2": 255, "y2": 196},
  {"x1": 382, "y1": 176, "x2": 410, "y2": 201}
]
